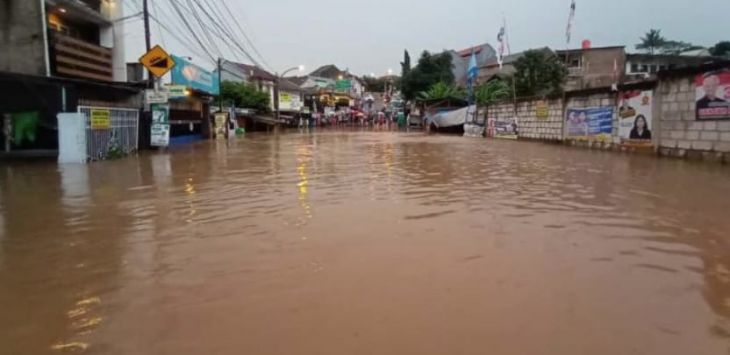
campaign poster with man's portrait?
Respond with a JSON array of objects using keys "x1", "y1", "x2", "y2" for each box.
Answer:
[{"x1": 696, "y1": 70, "x2": 730, "y2": 120}]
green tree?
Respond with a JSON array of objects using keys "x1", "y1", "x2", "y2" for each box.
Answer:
[
  {"x1": 475, "y1": 80, "x2": 510, "y2": 106},
  {"x1": 660, "y1": 40, "x2": 704, "y2": 55},
  {"x1": 473, "y1": 80, "x2": 511, "y2": 124},
  {"x1": 417, "y1": 82, "x2": 465, "y2": 101},
  {"x1": 220, "y1": 81, "x2": 270, "y2": 112},
  {"x1": 400, "y1": 51, "x2": 454, "y2": 101},
  {"x1": 511, "y1": 50, "x2": 567, "y2": 97},
  {"x1": 636, "y1": 29, "x2": 667, "y2": 55},
  {"x1": 710, "y1": 41, "x2": 730, "y2": 57},
  {"x1": 401, "y1": 50, "x2": 411, "y2": 77}
]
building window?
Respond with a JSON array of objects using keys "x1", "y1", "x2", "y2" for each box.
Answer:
[
  {"x1": 649, "y1": 65, "x2": 657, "y2": 73},
  {"x1": 631, "y1": 64, "x2": 639, "y2": 73}
]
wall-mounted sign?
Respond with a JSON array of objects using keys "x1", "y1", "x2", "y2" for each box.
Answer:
[
  {"x1": 145, "y1": 89, "x2": 169, "y2": 104},
  {"x1": 90, "y1": 109, "x2": 111, "y2": 130},
  {"x1": 336, "y1": 80, "x2": 352, "y2": 91},
  {"x1": 214, "y1": 113, "x2": 227, "y2": 139},
  {"x1": 280, "y1": 92, "x2": 291, "y2": 103},
  {"x1": 695, "y1": 70, "x2": 730, "y2": 120},
  {"x1": 150, "y1": 104, "x2": 170, "y2": 147},
  {"x1": 566, "y1": 107, "x2": 614, "y2": 140},
  {"x1": 165, "y1": 85, "x2": 188, "y2": 99},
  {"x1": 171, "y1": 55, "x2": 219, "y2": 95},
  {"x1": 618, "y1": 90, "x2": 653, "y2": 141},
  {"x1": 536, "y1": 101, "x2": 549, "y2": 120}
]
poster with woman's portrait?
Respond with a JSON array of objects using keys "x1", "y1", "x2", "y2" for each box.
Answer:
[{"x1": 618, "y1": 90, "x2": 653, "y2": 141}]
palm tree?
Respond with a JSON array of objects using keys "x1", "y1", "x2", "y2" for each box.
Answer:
[
  {"x1": 475, "y1": 80, "x2": 510, "y2": 107},
  {"x1": 474, "y1": 80, "x2": 510, "y2": 124},
  {"x1": 636, "y1": 29, "x2": 667, "y2": 55},
  {"x1": 418, "y1": 82, "x2": 465, "y2": 101}
]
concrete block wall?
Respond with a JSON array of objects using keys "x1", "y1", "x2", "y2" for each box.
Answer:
[
  {"x1": 0, "y1": 0, "x2": 47, "y2": 76},
  {"x1": 487, "y1": 102, "x2": 514, "y2": 124},
  {"x1": 486, "y1": 99, "x2": 564, "y2": 140},
  {"x1": 515, "y1": 99, "x2": 564, "y2": 140},
  {"x1": 657, "y1": 72, "x2": 730, "y2": 161}
]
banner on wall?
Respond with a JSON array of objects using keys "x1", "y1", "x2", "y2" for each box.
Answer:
[
  {"x1": 618, "y1": 90, "x2": 653, "y2": 141},
  {"x1": 150, "y1": 104, "x2": 170, "y2": 147},
  {"x1": 695, "y1": 70, "x2": 730, "y2": 120},
  {"x1": 490, "y1": 117, "x2": 519, "y2": 139},
  {"x1": 536, "y1": 101, "x2": 549, "y2": 120},
  {"x1": 566, "y1": 107, "x2": 613, "y2": 140},
  {"x1": 214, "y1": 113, "x2": 227, "y2": 139}
]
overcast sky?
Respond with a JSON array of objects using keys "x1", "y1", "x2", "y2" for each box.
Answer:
[{"x1": 123, "y1": 0, "x2": 730, "y2": 76}]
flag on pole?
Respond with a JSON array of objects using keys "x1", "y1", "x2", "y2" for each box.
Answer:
[
  {"x1": 467, "y1": 49, "x2": 479, "y2": 83},
  {"x1": 566, "y1": 0, "x2": 576, "y2": 45},
  {"x1": 611, "y1": 57, "x2": 619, "y2": 91},
  {"x1": 467, "y1": 49, "x2": 479, "y2": 103},
  {"x1": 497, "y1": 20, "x2": 510, "y2": 69}
]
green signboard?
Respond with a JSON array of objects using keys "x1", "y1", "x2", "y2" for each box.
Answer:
[{"x1": 335, "y1": 80, "x2": 351, "y2": 91}]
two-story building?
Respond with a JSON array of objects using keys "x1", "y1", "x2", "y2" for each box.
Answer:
[
  {"x1": 477, "y1": 47, "x2": 554, "y2": 84},
  {"x1": 0, "y1": 0, "x2": 142, "y2": 156},
  {"x1": 556, "y1": 46, "x2": 626, "y2": 91},
  {"x1": 1, "y1": 0, "x2": 126, "y2": 81},
  {"x1": 219, "y1": 60, "x2": 303, "y2": 114},
  {"x1": 624, "y1": 53, "x2": 715, "y2": 82}
]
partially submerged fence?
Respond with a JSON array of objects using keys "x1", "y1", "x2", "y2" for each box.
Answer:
[{"x1": 78, "y1": 106, "x2": 139, "y2": 161}]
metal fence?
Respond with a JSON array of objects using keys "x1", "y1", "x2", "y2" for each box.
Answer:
[{"x1": 78, "y1": 106, "x2": 139, "y2": 161}]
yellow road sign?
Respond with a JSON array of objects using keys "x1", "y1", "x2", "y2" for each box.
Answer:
[{"x1": 139, "y1": 45, "x2": 176, "y2": 78}]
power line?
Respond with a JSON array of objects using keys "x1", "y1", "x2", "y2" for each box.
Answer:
[
  {"x1": 190, "y1": 0, "x2": 262, "y2": 67},
  {"x1": 147, "y1": 13, "x2": 214, "y2": 64},
  {"x1": 187, "y1": 0, "x2": 249, "y2": 60},
  {"x1": 209, "y1": 0, "x2": 272, "y2": 70},
  {"x1": 184, "y1": 0, "x2": 224, "y2": 59},
  {"x1": 126, "y1": 0, "x2": 202, "y2": 59},
  {"x1": 151, "y1": 0, "x2": 166, "y2": 48},
  {"x1": 167, "y1": 0, "x2": 217, "y2": 63},
  {"x1": 164, "y1": 0, "x2": 243, "y2": 63}
]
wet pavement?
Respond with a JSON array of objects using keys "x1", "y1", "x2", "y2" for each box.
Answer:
[{"x1": 1, "y1": 129, "x2": 729, "y2": 354}]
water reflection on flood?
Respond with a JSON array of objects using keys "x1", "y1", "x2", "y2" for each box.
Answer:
[{"x1": 1, "y1": 130, "x2": 729, "y2": 355}]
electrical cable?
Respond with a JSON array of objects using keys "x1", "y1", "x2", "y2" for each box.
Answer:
[
  {"x1": 190, "y1": 0, "x2": 261, "y2": 67},
  {"x1": 183, "y1": 0, "x2": 224, "y2": 59},
  {"x1": 167, "y1": 0, "x2": 217, "y2": 63},
  {"x1": 213, "y1": 0, "x2": 272, "y2": 70}
]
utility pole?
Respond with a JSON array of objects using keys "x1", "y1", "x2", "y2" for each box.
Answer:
[
  {"x1": 142, "y1": 0, "x2": 152, "y2": 88},
  {"x1": 218, "y1": 58, "x2": 223, "y2": 113},
  {"x1": 274, "y1": 74, "x2": 280, "y2": 124},
  {"x1": 218, "y1": 57, "x2": 229, "y2": 140}
]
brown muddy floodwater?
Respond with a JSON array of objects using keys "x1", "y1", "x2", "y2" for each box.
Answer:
[{"x1": 1, "y1": 130, "x2": 730, "y2": 355}]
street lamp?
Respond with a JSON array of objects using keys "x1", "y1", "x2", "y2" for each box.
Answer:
[{"x1": 275, "y1": 65, "x2": 305, "y2": 123}]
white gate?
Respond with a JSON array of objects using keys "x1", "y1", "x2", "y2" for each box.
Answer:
[{"x1": 77, "y1": 106, "x2": 139, "y2": 161}]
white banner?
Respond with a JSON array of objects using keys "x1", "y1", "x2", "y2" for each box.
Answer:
[{"x1": 618, "y1": 90, "x2": 653, "y2": 141}]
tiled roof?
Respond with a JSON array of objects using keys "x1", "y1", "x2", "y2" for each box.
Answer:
[{"x1": 229, "y1": 62, "x2": 277, "y2": 81}]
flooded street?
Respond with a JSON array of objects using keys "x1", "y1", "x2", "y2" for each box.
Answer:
[{"x1": 1, "y1": 130, "x2": 730, "y2": 354}]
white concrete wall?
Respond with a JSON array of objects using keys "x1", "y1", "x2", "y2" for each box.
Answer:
[{"x1": 100, "y1": 0, "x2": 126, "y2": 81}]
